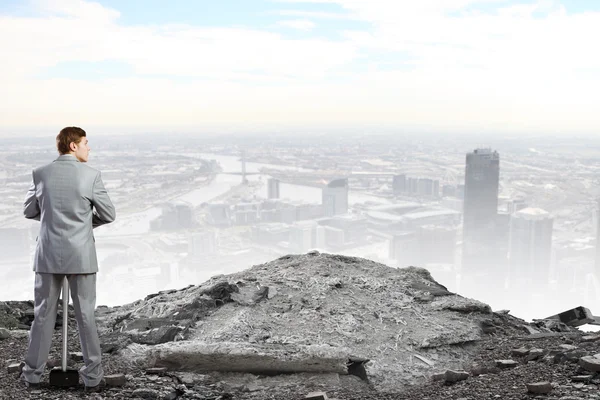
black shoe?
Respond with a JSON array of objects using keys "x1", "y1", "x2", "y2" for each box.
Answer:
[{"x1": 84, "y1": 379, "x2": 106, "y2": 393}]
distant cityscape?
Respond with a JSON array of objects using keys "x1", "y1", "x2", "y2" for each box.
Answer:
[{"x1": 1, "y1": 133, "x2": 599, "y2": 322}]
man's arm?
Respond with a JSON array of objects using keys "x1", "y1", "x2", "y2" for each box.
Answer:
[
  {"x1": 91, "y1": 172, "x2": 116, "y2": 229},
  {"x1": 23, "y1": 172, "x2": 40, "y2": 221}
]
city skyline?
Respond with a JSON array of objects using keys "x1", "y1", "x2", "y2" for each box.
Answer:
[{"x1": 2, "y1": 133, "x2": 600, "y2": 325}]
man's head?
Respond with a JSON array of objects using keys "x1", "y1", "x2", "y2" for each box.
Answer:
[{"x1": 56, "y1": 127, "x2": 90, "y2": 162}]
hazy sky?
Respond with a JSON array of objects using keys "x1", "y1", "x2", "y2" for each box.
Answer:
[{"x1": 1, "y1": 0, "x2": 600, "y2": 135}]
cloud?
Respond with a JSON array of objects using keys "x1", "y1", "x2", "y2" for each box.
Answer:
[
  {"x1": 275, "y1": 19, "x2": 316, "y2": 31},
  {"x1": 32, "y1": 0, "x2": 120, "y2": 20},
  {"x1": 1, "y1": 0, "x2": 600, "y2": 134}
]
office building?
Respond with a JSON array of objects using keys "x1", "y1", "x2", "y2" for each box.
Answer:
[
  {"x1": 322, "y1": 178, "x2": 349, "y2": 217},
  {"x1": 189, "y1": 231, "x2": 217, "y2": 259},
  {"x1": 461, "y1": 148, "x2": 500, "y2": 274},
  {"x1": 268, "y1": 178, "x2": 280, "y2": 199},
  {"x1": 416, "y1": 178, "x2": 440, "y2": 197},
  {"x1": 289, "y1": 221, "x2": 318, "y2": 253},
  {"x1": 389, "y1": 231, "x2": 420, "y2": 267},
  {"x1": 508, "y1": 207, "x2": 553, "y2": 290},
  {"x1": 392, "y1": 174, "x2": 406, "y2": 195}
]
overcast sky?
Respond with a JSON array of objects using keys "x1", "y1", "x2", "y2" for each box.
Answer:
[{"x1": 1, "y1": 0, "x2": 600, "y2": 136}]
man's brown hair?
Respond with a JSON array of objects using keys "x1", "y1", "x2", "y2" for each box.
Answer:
[{"x1": 56, "y1": 127, "x2": 86, "y2": 155}]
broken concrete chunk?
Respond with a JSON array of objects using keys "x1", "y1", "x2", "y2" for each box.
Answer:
[
  {"x1": 495, "y1": 360, "x2": 518, "y2": 368},
  {"x1": 431, "y1": 372, "x2": 446, "y2": 381},
  {"x1": 146, "y1": 367, "x2": 168, "y2": 375},
  {"x1": 511, "y1": 347, "x2": 530, "y2": 357},
  {"x1": 581, "y1": 334, "x2": 600, "y2": 342},
  {"x1": 571, "y1": 375, "x2": 593, "y2": 382},
  {"x1": 132, "y1": 388, "x2": 160, "y2": 399},
  {"x1": 444, "y1": 369, "x2": 469, "y2": 383},
  {"x1": 468, "y1": 363, "x2": 483, "y2": 376},
  {"x1": 543, "y1": 306, "x2": 594, "y2": 327},
  {"x1": 559, "y1": 344, "x2": 578, "y2": 351},
  {"x1": 305, "y1": 392, "x2": 328, "y2": 400},
  {"x1": 526, "y1": 349, "x2": 545, "y2": 361},
  {"x1": 564, "y1": 350, "x2": 587, "y2": 362},
  {"x1": 69, "y1": 351, "x2": 84, "y2": 362},
  {"x1": 526, "y1": 381, "x2": 552, "y2": 394},
  {"x1": 579, "y1": 356, "x2": 600, "y2": 372},
  {"x1": 7, "y1": 362, "x2": 24, "y2": 374},
  {"x1": 105, "y1": 373, "x2": 127, "y2": 387}
]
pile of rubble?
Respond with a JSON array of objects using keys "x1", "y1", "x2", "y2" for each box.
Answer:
[{"x1": 0, "y1": 252, "x2": 599, "y2": 399}]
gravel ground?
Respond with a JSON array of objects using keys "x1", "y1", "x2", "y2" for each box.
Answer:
[{"x1": 2, "y1": 326, "x2": 600, "y2": 400}]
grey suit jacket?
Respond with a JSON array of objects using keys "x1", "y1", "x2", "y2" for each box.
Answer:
[{"x1": 23, "y1": 154, "x2": 116, "y2": 274}]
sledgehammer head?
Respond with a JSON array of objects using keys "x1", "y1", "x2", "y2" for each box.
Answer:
[{"x1": 49, "y1": 367, "x2": 79, "y2": 387}]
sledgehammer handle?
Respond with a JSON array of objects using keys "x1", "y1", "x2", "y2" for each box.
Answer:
[{"x1": 62, "y1": 276, "x2": 69, "y2": 372}]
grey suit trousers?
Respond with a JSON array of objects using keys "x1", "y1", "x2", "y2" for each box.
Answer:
[{"x1": 21, "y1": 273, "x2": 103, "y2": 386}]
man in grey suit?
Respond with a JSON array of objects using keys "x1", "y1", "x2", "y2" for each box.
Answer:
[{"x1": 20, "y1": 127, "x2": 116, "y2": 391}]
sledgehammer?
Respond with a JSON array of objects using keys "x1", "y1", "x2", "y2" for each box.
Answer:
[{"x1": 49, "y1": 276, "x2": 79, "y2": 387}]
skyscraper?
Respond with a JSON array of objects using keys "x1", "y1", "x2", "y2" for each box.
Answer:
[
  {"x1": 322, "y1": 178, "x2": 349, "y2": 217},
  {"x1": 461, "y1": 148, "x2": 501, "y2": 291},
  {"x1": 508, "y1": 207, "x2": 553, "y2": 290},
  {"x1": 392, "y1": 174, "x2": 406, "y2": 195},
  {"x1": 268, "y1": 178, "x2": 280, "y2": 199}
]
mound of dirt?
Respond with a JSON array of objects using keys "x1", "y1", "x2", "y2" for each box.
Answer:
[{"x1": 94, "y1": 252, "x2": 549, "y2": 392}]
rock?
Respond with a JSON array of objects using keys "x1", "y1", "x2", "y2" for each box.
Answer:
[
  {"x1": 123, "y1": 341, "x2": 349, "y2": 375},
  {"x1": 581, "y1": 334, "x2": 600, "y2": 342},
  {"x1": 69, "y1": 351, "x2": 84, "y2": 362},
  {"x1": 495, "y1": 360, "x2": 518, "y2": 368},
  {"x1": 47, "y1": 358, "x2": 61, "y2": 368},
  {"x1": 564, "y1": 350, "x2": 588, "y2": 362},
  {"x1": 100, "y1": 342, "x2": 119, "y2": 353},
  {"x1": 0, "y1": 327, "x2": 10, "y2": 340},
  {"x1": 7, "y1": 362, "x2": 24, "y2": 374},
  {"x1": 105, "y1": 373, "x2": 127, "y2": 387},
  {"x1": 444, "y1": 369, "x2": 469, "y2": 383},
  {"x1": 571, "y1": 375, "x2": 593, "y2": 382},
  {"x1": 173, "y1": 372, "x2": 208, "y2": 386},
  {"x1": 242, "y1": 382, "x2": 260, "y2": 392},
  {"x1": 526, "y1": 381, "x2": 552, "y2": 394},
  {"x1": 511, "y1": 347, "x2": 530, "y2": 357},
  {"x1": 132, "y1": 388, "x2": 160, "y2": 399},
  {"x1": 305, "y1": 392, "x2": 328, "y2": 400},
  {"x1": 431, "y1": 372, "x2": 446, "y2": 381},
  {"x1": 162, "y1": 389, "x2": 178, "y2": 400},
  {"x1": 579, "y1": 356, "x2": 600, "y2": 372},
  {"x1": 527, "y1": 349, "x2": 545, "y2": 361},
  {"x1": 146, "y1": 367, "x2": 168, "y2": 375},
  {"x1": 231, "y1": 286, "x2": 269, "y2": 306},
  {"x1": 130, "y1": 325, "x2": 183, "y2": 345},
  {"x1": 559, "y1": 344, "x2": 579, "y2": 351},
  {"x1": 468, "y1": 363, "x2": 483, "y2": 376}
]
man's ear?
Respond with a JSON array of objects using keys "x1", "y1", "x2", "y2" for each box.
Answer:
[{"x1": 70, "y1": 142, "x2": 77, "y2": 152}]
